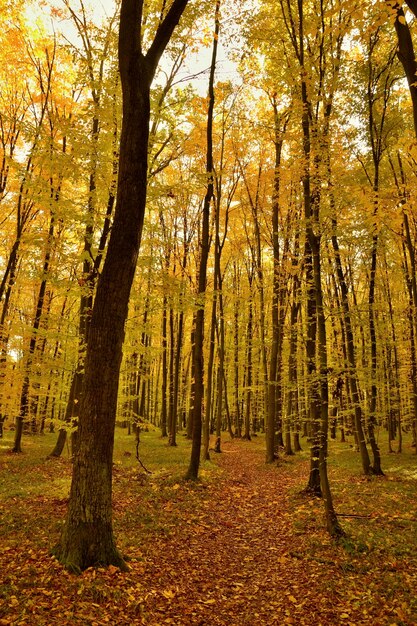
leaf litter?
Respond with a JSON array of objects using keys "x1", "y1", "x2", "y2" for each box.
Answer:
[{"x1": 1, "y1": 438, "x2": 416, "y2": 625}]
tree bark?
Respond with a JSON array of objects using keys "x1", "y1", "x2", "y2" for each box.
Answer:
[
  {"x1": 53, "y1": 0, "x2": 190, "y2": 571},
  {"x1": 266, "y1": 104, "x2": 288, "y2": 462},
  {"x1": 388, "y1": 1, "x2": 417, "y2": 136},
  {"x1": 186, "y1": 0, "x2": 219, "y2": 480}
]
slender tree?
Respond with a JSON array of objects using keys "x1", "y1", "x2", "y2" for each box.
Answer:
[{"x1": 186, "y1": 0, "x2": 219, "y2": 480}]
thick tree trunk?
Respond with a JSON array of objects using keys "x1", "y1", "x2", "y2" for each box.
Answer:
[{"x1": 53, "y1": 0, "x2": 190, "y2": 571}]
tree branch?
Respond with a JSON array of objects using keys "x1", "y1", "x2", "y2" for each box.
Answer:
[{"x1": 146, "y1": 0, "x2": 190, "y2": 76}]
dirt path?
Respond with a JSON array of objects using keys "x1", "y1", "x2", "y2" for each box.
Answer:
[{"x1": 136, "y1": 439, "x2": 352, "y2": 626}]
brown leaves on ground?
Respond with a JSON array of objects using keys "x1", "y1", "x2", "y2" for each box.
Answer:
[{"x1": 1, "y1": 438, "x2": 416, "y2": 625}]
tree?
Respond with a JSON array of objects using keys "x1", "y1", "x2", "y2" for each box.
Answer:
[
  {"x1": 49, "y1": 0, "x2": 120, "y2": 458},
  {"x1": 186, "y1": 0, "x2": 219, "y2": 480},
  {"x1": 53, "y1": 0, "x2": 190, "y2": 572}
]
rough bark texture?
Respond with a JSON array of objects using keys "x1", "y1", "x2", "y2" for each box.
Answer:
[{"x1": 54, "y1": 0, "x2": 190, "y2": 571}]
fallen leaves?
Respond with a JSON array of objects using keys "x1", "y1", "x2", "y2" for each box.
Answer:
[{"x1": 1, "y1": 438, "x2": 417, "y2": 625}]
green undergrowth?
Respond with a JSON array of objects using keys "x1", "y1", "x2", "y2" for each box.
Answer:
[
  {"x1": 287, "y1": 431, "x2": 417, "y2": 610},
  {"x1": 1, "y1": 427, "x2": 417, "y2": 624},
  {"x1": 1, "y1": 426, "x2": 416, "y2": 561},
  {"x1": 0, "y1": 426, "x2": 220, "y2": 553}
]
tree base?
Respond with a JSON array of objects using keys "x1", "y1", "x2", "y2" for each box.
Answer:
[
  {"x1": 328, "y1": 519, "x2": 346, "y2": 539},
  {"x1": 48, "y1": 429, "x2": 67, "y2": 458},
  {"x1": 302, "y1": 484, "x2": 322, "y2": 498},
  {"x1": 371, "y1": 467, "x2": 385, "y2": 477},
  {"x1": 52, "y1": 521, "x2": 129, "y2": 574}
]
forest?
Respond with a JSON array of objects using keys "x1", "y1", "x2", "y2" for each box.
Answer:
[{"x1": 1, "y1": 0, "x2": 417, "y2": 622}]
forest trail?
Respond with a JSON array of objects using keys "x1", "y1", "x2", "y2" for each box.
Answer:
[
  {"x1": 2, "y1": 437, "x2": 414, "y2": 625},
  {"x1": 135, "y1": 439, "x2": 375, "y2": 626}
]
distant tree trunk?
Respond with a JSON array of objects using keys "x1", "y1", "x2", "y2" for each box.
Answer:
[
  {"x1": 13, "y1": 212, "x2": 55, "y2": 452},
  {"x1": 160, "y1": 297, "x2": 168, "y2": 437},
  {"x1": 202, "y1": 270, "x2": 217, "y2": 461},
  {"x1": 383, "y1": 251, "x2": 402, "y2": 452},
  {"x1": 402, "y1": 235, "x2": 417, "y2": 452},
  {"x1": 233, "y1": 262, "x2": 241, "y2": 437},
  {"x1": 330, "y1": 216, "x2": 372, "y2": 475},
  {"x1": 171, "y1": 307, "x2": 184, "y2": 439},
  {"x1": 242, "y1": 162, "x2": 269, "y2": 449},
  {"x1": 210, "y1": 160, "x2": 228, "y2": 455},
  {"x1": 215, "y1": 274, "x2": 227, "y2": 449},
  {"x1": 243, "y1": 275, "x2": 253, "y2": 442},
  {"x1": 367, "y1": 227, "x2": 384, "y2": 475},
  {"x1": 49, "y1": 83, "x2": 118, "y2": 458},
  {"x1": 363, "y1": 32, "x2": 396, "y2": 476},
  {"x1": 407, "y1": 280, "x2": 417, "y2": 449},
  {"x1": 168, "y1": 307, "x2": 177, "y2": 444},
  {"x1": 266, "y1": 102, "x2": 288, "y2": 463},
  {"x1": 53, "y1": 0, "x2": 190, "y2": 571},
  {"x1": 285, "y1": 272, "x2": 300, "y2": 456},
  {"x1": 186, "y1": 0, "x2": 219, "y2": 481},
  {"x1": 187, "y1": 324, "x2": 196, "y2": 440}
]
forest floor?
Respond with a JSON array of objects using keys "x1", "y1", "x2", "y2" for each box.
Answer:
[{"x1": 1, "y1": 431, "x2": 417, "y2": 625}]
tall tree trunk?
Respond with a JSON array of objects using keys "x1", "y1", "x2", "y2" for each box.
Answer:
[
  {"x1": 266, "y1": 103, "x2": 288, "y2": 462},
  {"x1": 186, "y1": 0, "x2": 219, "y2": 480},
  {"x1": 367, "y1": 229, "x2": 383, "y2": 474},
  {"x1": 243, "y1": 278, "x2": 253, "y2": 441},
  {"x1": 295, "y1": 0, "x2": 342, "y2": 535},
  {"x1": 285, "y1": 261, "x2": 301, "y2": 456},
  {"x1": 160, "y1": 297, "x2": 169, "y2": 437},
  {"x1": 168, "y1": 307, "x2": 176, "y2": 444},
  {"x1": 202, "y1": 270, "x2": 217, "y2": 460},
  {"x1": 215, "y1": 274, "x2": 227, "y2": 449},
  {"x1": 53, "y1": 0, "x2": 190, "y2": 571},
  {"x1": 330, "y1": 224, "x2": 372, "y2": 474},
  {"x1": 13, "y1": 212, "x2": 55, "y2": 452},
  {"x1": 233, "y1": 262, "x2": 241, "y2": 437}
]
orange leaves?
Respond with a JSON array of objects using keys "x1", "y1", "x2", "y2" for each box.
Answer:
[{"x1": 2, "y1": 436, "x2": 417, "y2": 625}]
